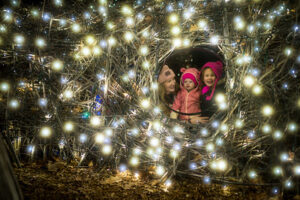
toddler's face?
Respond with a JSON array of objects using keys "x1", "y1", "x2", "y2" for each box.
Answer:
[
  {"x1": 183, "y1": 78, "x2": 196, "y2": 92},
  {"x1": 202, "y1": 68, "x2": 216, "y2": 87}
]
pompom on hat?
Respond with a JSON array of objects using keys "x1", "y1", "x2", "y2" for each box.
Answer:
[
  {"x1": 158, "y1": 65, "x2": 176, "y2": 84},
  {"x1": 180, "y1": 67, "x2": 201, "y2": 87}
]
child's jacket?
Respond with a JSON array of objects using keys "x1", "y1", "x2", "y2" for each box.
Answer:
[{"x1": 172, "y1": 68, "x2": 201, "y2": 120}]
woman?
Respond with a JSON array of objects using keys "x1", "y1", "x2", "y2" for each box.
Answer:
[{"x1": 158, "y1": 65, "x2": 178, "y2": 116}]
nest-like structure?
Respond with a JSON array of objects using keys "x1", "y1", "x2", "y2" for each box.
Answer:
[{"x1": 0, "y1": 0, "x2": 300, "y2": 189}]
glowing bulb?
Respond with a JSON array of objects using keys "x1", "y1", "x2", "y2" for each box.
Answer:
[
  {"x1": 294, "y1": 165, "x2": 300, "y2": 175},
  {"x1": 148, "y1": 81, "x2": 157, "y2": 90},
  {"x1": 252, "y1": 85, "x2": 263, "y2": 95},
  {"x1": 14, "y1": 34, "x2": 25, "y2": 45},
  {"x1": 142, "y1": 61, "x2": 150, "y2": 69},
  {"x1": 234, "y1": 16, "x2": 245, "y2": 30},
  {"x1": 0, "y1": 82, "x2": 10, "y2": 92},
  {"x1": 59, "y1": 19, "x2": 67, "y2": 26},
  {"x1": 280, "y1": 152, "x2": 289, "y2": 162},
  {"x1": 273, "y1": 166, "x2": 283, "y2": 176},
  {"x1": 248, "y1": 170, "x2": 257, "y2": 179},
  {"x1": 52, "y1": 60, "x2": 63, "y2": 71},
  {"x1": 3, "y1": 13, "x2": 13, "y2": 22},
  {"x1": 104, "y1": 128, "x2": 113, "y2": 137},
  {"x1": 284, "y1": 180, "x2": 293, "y2": 188},
  {"x1": 63, "y1": 89, "x2": 73, "y2": 99},
  {"x1": 71, "y1": 23, "x2": 81, "y2": 33},
  {"x1": 106, "y1": 22, "x2": 115, "y2": 30},
  {"x1": 93, "y1": 46, "x2": 102, "y2": 55},
  {"x1": 165, "y1": 179, "x2": 172, "y2": 188},
  {"x1": 206, "y1": 143, "x2": 215, "y2": 152},
  {"x1": 168, "y1": 13, "x2": 179, "y2": 24},
  {"x1": 215, "y1": 93, "x2": 226, "y2": 103},
  {"x1": 198, "y1": 20, "x2": 208, "y2": 30},
  {"x1": 133, "y1": 148, "x2": 142, "y2": 155},
  {"x1": 31, "y1": 9, "x2": 39, "y2": 17},
  {"x1": 130, "y1": 157, "x2": 139, "y2": 166},
  {"x1": 90, "y1": 116, "x2": 101, "y2": 126},
  {"x1": 284, "y1": 48, "x2": 292, "y2": 56},
  {"x1": 121, "y1": 5, "x2": 133, "y2": 16},
  {"x1": 40, "y1": 127, "x2": 52, "y2": 138},
  {"x1": 152, "y1": 120, "x2": 161, "y2": 131},
  {"x1": 171, "y1": 26, "x2": 181, "y2": 35},
  {"x1": 38, "y1": 98, "x2": 48, "y2": 107},
  {"x1": 243, "y1": 75, "x2": 255, "y2": 87},
  {"x1": 125, "y1": 17, "x2": 135, "y2": 27},
  {"x1": 35, "y1": 38, "x2": 46, "y2": 48},
  {"x1": 149, "y1": 137, "x2": 160, "y2": 147},
  {"x1": 287, "y1": 122, "x2": 297, "y2": 132},
  {"x1": 102, "y1": 145, "x2": 112, "y2": 155},
  {"x1": 107, "y1": 36, "x2": 116, "y2": 46},
  {"x1": 139, "y1": 29, "x2": 148, "y2": 38},
  {"x1": 217, "y1": 159, "x2": 228, "y2": 171},
  {"x1": 172, "y1": 38, "x2": 182, "y2": 47},
  {"x1": 235, "y1": 119, "x2": 243, "y2": 128},
  {"x1": 183, "y1": 38, "x2": 191, "y2": 47},
  {"x1": 273, "y1": 130, "x2": 283, "y2": 140},
  {"x1": 124, "y1": 31, "x2": 134, "y2": 42},
  {"x1": 141, "y1": 99, "x2": 151, "y2": 109},
  {"x1": 85, "y1": 35, "x2": 96, "y2": 45},
  {"x1": 210, "y1": 35, "x2": 219, "y2": 45},
  {"x1": 220, "y1": 124, "x2": 228, "y2": 132},
  {"x1": 155, "y1": 165, "x2": 165, "y2": 176},
  {"x1": 0, "y1": 25, "x2": 7, "y2": 33},
  {"x1": 262, "y1": 105, "x2": 274, "y2": 116},
  {"x1": 262, "y1": 124, "x2": 272, "y2": 133},
  {"x1": 139, "y1": 45, "x2": 149, "y2": 56},
  {"x1": 79, "y1": 134, "x2": 87, "y2": 143},
  {"x1": 64, "y1": 122, "x2": 74, "y2": 132},
  {"x1": 247, "y1": 25, "x2": 255, "y2": 33},
  {"x1": 169, "y1": 150, "x2": 178, "y2": 158},
  {"x1": 53, "y1": 0, "x2": 63, "y2": 6},
  {"x1": 81, "y1": 47, "x2": 91, "y2": 56},
  {"x1": 95, "y1": 133, "x2": 105, "y2": 143},
  {"x1": 9, "y1": 99, "x2": 19, "y2": 108}
]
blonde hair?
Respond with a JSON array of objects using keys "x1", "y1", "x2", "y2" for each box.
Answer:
[{"x1": 158, "y1": 81, "x2": 179, "y2": 116}]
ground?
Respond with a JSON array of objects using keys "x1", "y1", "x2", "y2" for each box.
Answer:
[{"x1": 13, "y1": 161, "x2": 286, "y2": 200}]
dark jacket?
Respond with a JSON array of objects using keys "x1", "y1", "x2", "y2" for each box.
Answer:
[{"x1": 200, "y1": 81, "x2": 225, "y2": 118}]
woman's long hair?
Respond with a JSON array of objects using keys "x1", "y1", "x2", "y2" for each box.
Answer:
[{"x1": 158, "y1": 82, "x2": 179, "y2": 116}]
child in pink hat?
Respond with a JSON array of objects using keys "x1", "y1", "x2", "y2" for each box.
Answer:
[
  {"x1": 199, "y1": 61, "x2": 224, "y2": 117},
  {"x1": 170, "y1": 67, "x2": 201, "y2": 121}
]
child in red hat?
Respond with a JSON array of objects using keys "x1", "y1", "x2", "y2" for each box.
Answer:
[{"x1": 170, "y1": 67, "x2": 201, "y2": 121}]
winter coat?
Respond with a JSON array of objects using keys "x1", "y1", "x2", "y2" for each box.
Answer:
[{"x1": 172, "y1": 68, "x2": 201, "y2": 120}]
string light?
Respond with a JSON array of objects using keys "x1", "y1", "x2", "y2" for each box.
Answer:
[
  {"x1": 35, "y1": 37, "x2": 46, "y2": 48},
  {"x1": 9, "y1": 99, "x2": 19, "y2": 109},
  {"x1": 90, "y1": 116, "x2": 101, "y2": 126},
  {"x1": 71, "y1": 23, "x2": 81, "y2": 33},
  {"x1": 63, "y1": 89, "x2": 73, "y2": 99},
  {"x1": 262, "y1": 105, "x2": 274, "y2": 117},
  {"x1": 287, "y1": 122, "x2": 297, "y2": 132},
  {"x1": 262, "y1": 124, "x2": 272, "y2": 134},
  {"x1": 243, "y1": 75, "x2": 255, "y2": 87},
  {"x1": 124, "y1": 31, "x2": 134, "y2": 42},
  {"x1": 14, "y1": 34, "x2": 25, "y2": 45},
  {"x1": 102, "y1": 145, "x2": 112, "y2": 155},
  {"x1": 64, "y1": 121, "x2": 74, "y2": 132},
  {"x1": 273, "y1": 166, "x2": 283, "y2": 176},
  {"x1": 168, "y1": 13, "x2": 179, "y2": 24},
  {"x1": 252, "y1": 85, "x2": 263, "y2": 95},
  {"x1": 52, "y1": 60, "x2": 63, "y2": 71},
  {"x1": 155, "y1": 165, "x2": 165, "y2": 176},
  {"x1": 79, "y1": 134, "x2": 87, "y2": 143},
  {"x1": 294, "y1": 165, "x2": 300, "y2": 175},
  {"x1": 170, "y1": 26, "x2": 181, "y2": 36},
  {"x1": 139, "y1": 45, "x2": 149, "y2": 56},
  {"x1": 40, "y1": 127, "x2": 52, "y2": 138},
  {"x1": 248, "y1": 170, "x2": 257, "y2": 179},
  {"x1": 0, "y1": 82, "x2": 10, "y2": 92}
]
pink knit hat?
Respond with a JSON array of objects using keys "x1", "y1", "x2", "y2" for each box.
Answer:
[
  {"x1": 200, "y1": 61, "x2": 223, "y2": 100},
  {"x1": 180, "y1": 67, "x2": 200, "y2": 87},
  {"x1": 158, "y1": 65, "x2": 176, "y2": 84}
]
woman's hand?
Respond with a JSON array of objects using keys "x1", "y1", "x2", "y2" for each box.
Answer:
[{"x1": 190, "y1": 115, "x2": 209, "y2": 124}]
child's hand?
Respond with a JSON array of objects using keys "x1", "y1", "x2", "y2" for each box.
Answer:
[
  {"x1": 170, "y1": 111, "x2": 179, "y2": 119},
  {"x1": 190, "y1": 115, "x2": 209, "y2": 124}
]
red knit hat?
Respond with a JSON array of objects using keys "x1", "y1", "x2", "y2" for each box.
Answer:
[{"x1": 180, "y1": 67, "x2": 201, "y2": 87}]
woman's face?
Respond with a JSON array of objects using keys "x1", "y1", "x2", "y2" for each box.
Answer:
[
  {"x1": 163, "y1": 78, "x2": 176, "y2": 94},
  {"x1": 202, "y1": 68, "x2": 216, "y2": 87}
]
